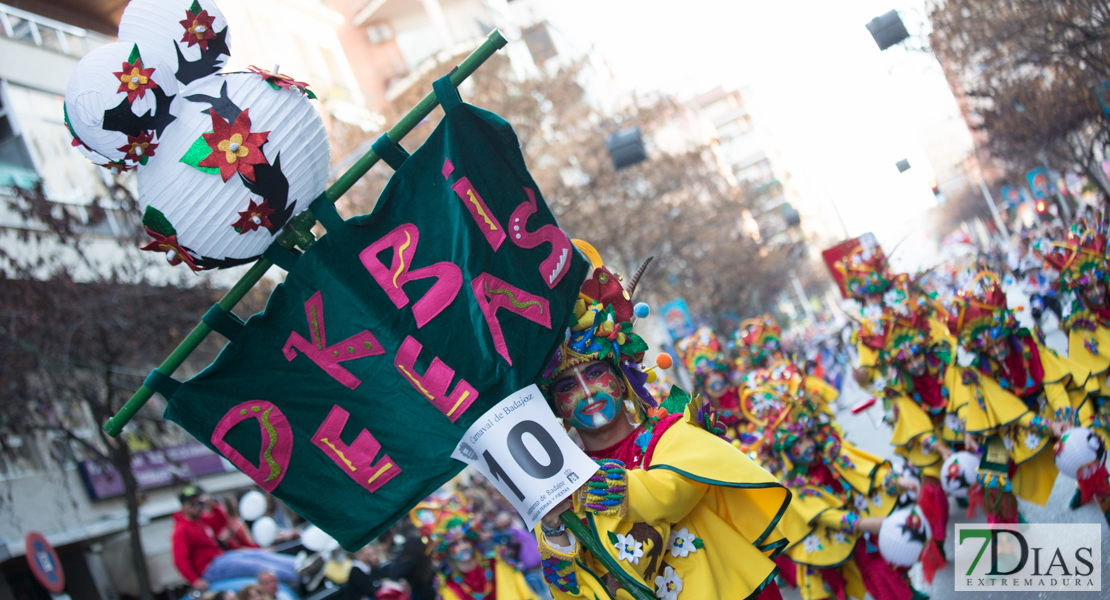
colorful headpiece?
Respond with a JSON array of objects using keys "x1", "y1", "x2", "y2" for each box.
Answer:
[
  {"x1": 1039, "y1": 220, "x2": 1110, "y2": 294},
  {"x1": 739, "y1": 361, "x2": 805, "y2": 427},
  {"x1": 675, "y1": 327, "x2": 730, "y2": 380},
  {"x1": 735, "y1": 313, "x2": 782, "y2": 369},
  {"x1": 409, "y1": 492, "x2": 477, "y2": 559},
  {"x1": 541, "y1": 241, "x2": 656, "y2": 415},
  {"x1": 946, "y1": 270, "x2": 1016, "y2": 353},
  {"x1": 822, "y1": 233, "x2": 892, "y2": 300}
]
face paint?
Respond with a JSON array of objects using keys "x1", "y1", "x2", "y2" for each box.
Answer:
[
  {"x1": 552, "y1": 362, "x2": 623, "y2": 430},
  {"x1": 448, "y1": 540, "x2": 474, "y2": 563},
  {"x1": 705, "y1": 371, "x2": 727, "y2": 398},
  {"x1": 791, "y1": 440, "x2": 816, "y2": 465}
]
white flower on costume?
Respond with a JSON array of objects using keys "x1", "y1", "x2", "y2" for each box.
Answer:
[
  {"x1": 853, "y1": 494, "x2": 870, "y2": 511},
  {"x1": 862, "y1": 303, "x2": 884, "y2": 320},
  {"x1": 870, "y1": 493, "x2": 884, "y2": 508},
  {"x1": 614, "y1": 533, "x2": 644, "y2": 565},
  {"x1": 1024, "y1": 431, "x2": 1042, "y2": 450},
  {"x1": 654, "y1": 566, "x2": 683, "y2": 600},
  {"x1": 667, "y1": 527, "x2": 698, "y2": 558},
  {"x1": 1003, "y1": 435, "x2": 1014, "y2": 451},
  {"x1": 945, "y1": 413, "x2": 963, "y2": 433},
  {"x1": 832, "y1": 531, "x2": 849, "y2": 545},
  {"x1": 802, "y1": 535, "x2": 823, "y2": 554}
]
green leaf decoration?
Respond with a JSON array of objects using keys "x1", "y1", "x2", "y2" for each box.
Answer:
[
  {"x1": 660, "y1": 385, "x2": 692, "y2": 415},
  {"x1": 266, "y1": 80, "x2": 281, "y2": 91},
  {"x1": 189, "y1": 0, "x2": 202, "y2": 14},
  {"x1": 621, "y1": 332, "x2": 648, "y2": 355},
  {"x1": 128, "y1": 43, "x2": 141, "y2": 64},
  {"x1": 304, "y1": 88, "x2": 317, "y2": 100},
  {"x1": 143, "y1": 206, "x2": 176, "y2": 237},
  {"x1": 180, "y1": 132, "x2": 219, "y2": 175},
  {"x1": 607, "y1": 531, "x2": 619, "y2": 545},
  {"x1": 693, "y1": 538, "x2": 704, "y2": 549}
]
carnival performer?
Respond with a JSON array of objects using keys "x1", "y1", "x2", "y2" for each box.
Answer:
[
  {"x1": 675, "y1": 327, "x2": 749, "y2": 441},
  {"x1": 735, "y1": 313, "x2": 841, "y2": 411},
  {"x1": 410, "y1": 493, "x2": 538, "y2": 600},
  {"x1": 535, "y1": 242, "x2": 792, "y2": 600},
  {"x1": 1037, "y1": 219, "x2": 1110, "y2": 514},
  {"x1": 746, "y1": 384, "x2": 921, "y2": 600},
  {"x1": 945, "y1": 269, "x2": 1083, "y2": 523}
]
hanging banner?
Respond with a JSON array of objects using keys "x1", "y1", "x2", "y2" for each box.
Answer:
[
  {"x1": 451, "y1": 385, "x2": 596, "y2": 529},
  {"x1": 163, "y1": 80, "x2": 589, "y2": 551}
]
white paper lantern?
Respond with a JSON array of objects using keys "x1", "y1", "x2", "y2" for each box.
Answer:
[
  {"x1": 65, "y1": 41, "x2": 179, "y2": 166},
  {"x1": 878, "y1": 506, "x2": 932, "y2": 567},
  {"x1": 1055, "y1": 427, "x2": 1106, "y2": 479},
  {"x1": 940, "y1": 451, "x2": 980, "y2": 498},
  {"x1": 251, "y1": 516, "x2": 278, "y2": 547},
  {"x1": 135, "y1": 72, "x2": 329, "y2": 269},
  {"x1": 238, "y1": 490, "x2": 267, "y2": 521},
  {"x1": 118, "y1": 0, "x2": 232, "y2": 86},
  {"x1": 301, "y1": 525, "x2": 339, "y2": 553}
]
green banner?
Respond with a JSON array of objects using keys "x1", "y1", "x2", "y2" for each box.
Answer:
[{"x1": 163, "y1": 79, "x2": 588, "y2": 550}]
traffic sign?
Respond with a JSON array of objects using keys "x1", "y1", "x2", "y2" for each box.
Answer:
[{"x1": 25, "y1": 532, "x2": 65, "y2": 594}]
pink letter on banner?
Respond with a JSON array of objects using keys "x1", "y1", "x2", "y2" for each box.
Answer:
[
  {"x1": 472, "y1": 272, "x2": 551, "y2": 366},
  {"x1": 360, "y1": 224, "x2": 463, "y2": 328},
  {"x1": 450, "y1": 177, "x2": 506, "y2": 251},
  {"x1": 212, "y1": 400, "x2": 293, "y2": 493},
  {"x1": 395, "y1": 336, "x2": 478, "y2": 422},
  {"x1": 312, "y1": 405, "x2": 401, "y2": 494},
  {"x1": 283, "y1": 291, "x2": 386, "y2": 390},
  {"x1": 508, "y1": 187, "x2": 573, "y2": 289}
]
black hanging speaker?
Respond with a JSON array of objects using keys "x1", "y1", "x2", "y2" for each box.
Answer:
[
  {"x1": 605, "y1": 127, "x2": 648, "y2": 170},
  {"x1": 866, "y1": 10, "x2": 910, "y2": 51}
]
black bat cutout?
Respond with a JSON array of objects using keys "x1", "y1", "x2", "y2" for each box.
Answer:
[
  {"x1": 101, "y1": 85, "x2": 177, "y2": 139},
  {"x1": 900, "y1": 518, "x2": 929, "y2": 544},
  {"x1": 184, "y1": 80, "x2": 242, "y2": 125},
  {"x1": 193, "y1": 254, "x2": 259, "y2": 270},
  {"x1": 240, "y1": 153, "x2": 294, "y2": 233},
  {"x1": 175, "y1": 26, "x2": 230, "y2": 85}
]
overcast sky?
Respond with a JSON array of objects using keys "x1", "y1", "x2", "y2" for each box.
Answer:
[{"x1": 538, "y1": 0, "x2": 976, "y2": 269}]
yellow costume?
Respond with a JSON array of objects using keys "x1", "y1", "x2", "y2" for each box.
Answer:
[
  {"x1": 946, "y1": 271, "x2": 1090, "y2": 520},
  {"x1": 536, "y1": 388, "x2": 791, "y2": 600},
  {"x1": 436, "y1": 558, "x2": 538, "y2": 600}
]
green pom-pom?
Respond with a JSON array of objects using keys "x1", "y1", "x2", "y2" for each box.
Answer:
[{"x1": 142, "y1": 206, "x2": 176, "y2": 237}]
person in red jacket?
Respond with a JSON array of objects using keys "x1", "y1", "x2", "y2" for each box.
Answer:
[{"x1": 171, "y1": 486, "x2": 298, "y2": 591}]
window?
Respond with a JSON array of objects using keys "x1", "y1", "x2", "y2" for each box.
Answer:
[{"x1": 3, "y1": 81, "x2": 111, "y2": 203}]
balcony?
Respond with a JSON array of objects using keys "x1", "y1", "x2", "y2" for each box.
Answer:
[{"x1": 0, "y1": 3, "x2": 112, "y2": 58}]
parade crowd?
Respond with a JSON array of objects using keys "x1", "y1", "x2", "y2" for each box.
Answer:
[{"x1": 173, "y1": 210, "x2": 1110, "y2": 600}]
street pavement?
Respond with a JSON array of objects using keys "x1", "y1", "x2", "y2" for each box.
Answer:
[{"x1": 778, "y1": 284, "x2": 1109, "y2": 600}]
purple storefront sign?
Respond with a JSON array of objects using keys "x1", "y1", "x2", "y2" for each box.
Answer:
[{"x1": 77, "y1": 442, "x2": 234, "y2": 500}]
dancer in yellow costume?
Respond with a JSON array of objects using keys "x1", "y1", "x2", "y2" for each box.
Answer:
[
  {"x1": 675, "y1": 327, "x2": 750, "y2": 443},
  {"x1": 535, "y1": 242, "x2": 791, "y2": 600},
  {"x1": 735, "y1": 313, "x2": 840, "y2": 408},
  {"x1": 410, "y1": 493, "x2": 538, "y2": 600},
  {"x1": 1038, "y1": 219, "x2": 1110, "y2": 514},
  {"x1": 945, "y1": 270, "x2": 1084, "y2": 523},
  {"x1": 747, "y1": 385, "x2": 920, "y2": 600}
]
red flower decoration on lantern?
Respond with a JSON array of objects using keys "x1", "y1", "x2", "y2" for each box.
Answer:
[
  {"x1": 231, "y1": 198, "x2": 275, "y2": 234},
  {"x1": 113, "y1": 58, "x2": 158, "y2": 104},
  {"x1": 139, "y1": 228, "x2": 199, "y2": 271},
  {"x1": 116, "y1": 131, "x2": 158, "y2": 164},
  {"x1": 247, "y1": 65, "x2": 317, "y2": 99},
  {"x1": 179, "y1": 9, "x2": 217, "y2": 50},
  {"x1": 198, "y1": 108, "x2": 270, "y2": 182}
]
